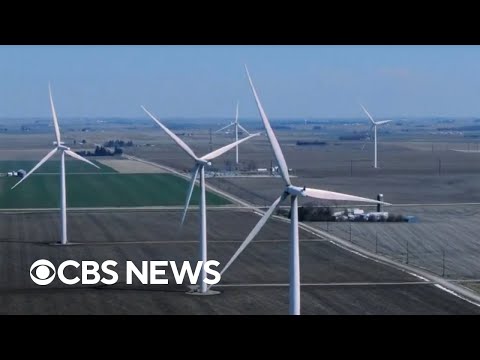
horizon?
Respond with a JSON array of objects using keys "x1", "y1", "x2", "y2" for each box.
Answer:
[{"x1": 0, "y1": 115, "x2": 475, "y2": 123}]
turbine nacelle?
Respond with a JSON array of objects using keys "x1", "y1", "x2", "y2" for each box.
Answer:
[
  {"x1": 57, "y1": 144, "x2": 70, "y2": 151},
  {"x1": 286, "y1": 185, "x2": 307, "y2": 197},
  {"x1": 142, "y1": 106, "x2": 259, "y2": 230},
  {"x1": 53, "y1": 141, "x2": 65, "y2": 146},
  {"x1": 196, "y1": 159, "x2": 212, "y2": 167}
]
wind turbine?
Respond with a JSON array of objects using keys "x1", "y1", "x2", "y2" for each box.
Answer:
[
  {"x1": 141, "y1": 105, "x2": 259, "y2": 294},
  {"x1": 215, "y1": 102, "x2": 251, "y2": 164},
  {"x1": 360, "y1": 104, "x2": 392, "y2": 169},
  {"x1": 212, "y1": 66, "x2": 389, "y2": 314},
  {"x1": 11, "y1": 84, "x2": 99, "y2": 245}
]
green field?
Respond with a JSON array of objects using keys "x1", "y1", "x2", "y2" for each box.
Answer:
[
  {"x1": 0, "y1": 173, "x2": 230, "y2": 208},
  {"x1": 0, "y1": 160, "x2": 115, "y2": 173}
]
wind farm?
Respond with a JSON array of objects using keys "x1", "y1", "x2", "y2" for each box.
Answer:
[{"x1": 2, "y1": 45, "x2": 480, "y2": 315}]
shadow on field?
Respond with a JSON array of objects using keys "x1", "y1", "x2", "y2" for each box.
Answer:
[
  {"x1": 93, "y1": 282, "x2": 189, "y2": 293},
  {"x1": 0, "y1": 238, "x2": 51, "y2": 245},
  {"x1": 0, "y1": 283, "x2": 189, "y2": 295}
]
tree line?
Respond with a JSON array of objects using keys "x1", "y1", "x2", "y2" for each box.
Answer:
[{"x1": 75, "y1": 145, "x2": 123, "y2": 157}]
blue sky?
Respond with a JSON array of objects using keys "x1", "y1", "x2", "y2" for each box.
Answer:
[{"x1": 1, "y1": 45, "x2": 480, "y2": 120}]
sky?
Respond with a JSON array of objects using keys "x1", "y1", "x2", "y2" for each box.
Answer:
[{"x1": 1, "y1": 45, "x2": 480, "y2": 120}]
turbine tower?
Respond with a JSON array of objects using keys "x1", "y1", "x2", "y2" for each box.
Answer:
[
  {"x1": 360, "y1": 104, "x2": 391, "y2": 169},
  {"x1": 215, "y1": 102, "x2": 251, "y2": 164},
  {"x1": 11, "y1": 84, "x2": 99, "y2": 245},
  {"x1": 141, "y1": 106, "x2": 259, "y2": 294},
  {"x1": 212, "y1": 67, "x2": 389, "y2": 314}
]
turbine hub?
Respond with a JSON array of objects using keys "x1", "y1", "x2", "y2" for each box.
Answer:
[
  {"x1": 196, "y1": 159, "x2": 212, "y2": 167},
  {"x1": 57, "y1": 145, "x2": 70, "y2": 151},
  {"x1": 286, "y1": 185, "x2": 307, "y2": 197}
]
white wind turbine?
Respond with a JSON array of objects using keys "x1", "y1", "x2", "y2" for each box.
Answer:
[
  {"x1": 11, "y1": 85, "x2": 100, "y2": 245},
  {"x1": 212, "y1": 66, "x2": 389, "y2": 314},
  {"x1": 141, "y1": 105, "x2": 259, "y2": 294},
  {"x1": 360, "y1": 104, "x2": 392, "y2": 169},
  {"x1": 215, "y1": 101, "x2": 251, "y2": 164}
]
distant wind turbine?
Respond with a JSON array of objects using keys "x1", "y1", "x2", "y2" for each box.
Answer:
[
  {"x1": 360, "y1": 104, "x2": 392, "y2": 169},
  {"x1": 211, "y1": 66, "x2": 389, "y2": 314},
  {"x1": 141, "y1": 105, "x2": 259, "y2": 294},
  {"x1": 215, "y1": 102, "x2": 251, "y2": 164},
  {"x1": 11, "y1": 84, "x2": 100, "y2": 245}
]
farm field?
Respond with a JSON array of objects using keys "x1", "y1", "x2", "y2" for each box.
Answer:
[
  {"x1": 0, "y1": 210, "x2": 478, "y2": 315},
  {"x1": 0, "y1": 159, "x2": 114, "y2": 174},
  {"x1": 308, "y1": 205, "x2": 480, "y2": 280},
  {"x1": 96, "y1": 159, "x2": 166, "y2": 173},
  {"x1": 121, "y1": 130, "x2": 480, "y2": 298},
  {"x1": 208, "y1": 173, "x2": 480, "y2": 205},
  {"x1": 127, "y1": 133, "x2": 480, "y2": 178},
  {"x1": 0, "y1": 123, "x2": 479, "y2": 312},
  {"x1": 0, "y1": 173, "x2": 230, "y2": 208},
  {"x1": 126, "y1": 134, "x2": 480, "y2": 206}
]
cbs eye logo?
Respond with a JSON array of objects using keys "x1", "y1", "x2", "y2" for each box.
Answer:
[{"x1": 30, "y1": 259, "x2": 56, "y2": 285}]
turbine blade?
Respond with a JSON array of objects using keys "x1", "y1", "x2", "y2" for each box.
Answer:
[
  {"x1": 245, "y1": 65, "x2": 291, "y2": 185},
  {"x1": 215, "y1": 123, "x2": 234, "y2": 133},
  {"x1": 360, "y1": 104, "x2": 376, "y2": 125},
  {"x1": 200, "y1": 133, "x2": 259, "y2": 161},
  {"x1": 451, "y1": 149, "x2": 480, "y2": 153},
  {"x1": 375, "y1": 120, "x2": 392, "y2": 125},
  {"x1": 235, "y1": 101, "x2": 239, "y2": 124},
  {"x1": 65, "y1": 149, "x2": 100, "y2": 169},
  {"x1": 142, "y1": 106, "x2": 198, "y2": 161},
  {"x1": 238, "y1": 124, "x2": 251, "y2": 135},
  {"x1": 180, "y1": 164, "x2": 200, "y2": 227},
  {"x1": 218, "y1": 193, "x2": 287, "y2": 278},
  {"x1": 303, "y1": 188, "x2": 391, "y2": 205},
  {"x1": 49, "y1": 84, "x2": 62, "y2": 144},
  {"x1": 11, "y1": 148, "x2": 58, "y2": 189}
]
